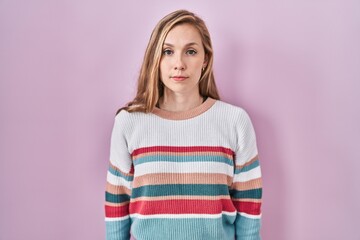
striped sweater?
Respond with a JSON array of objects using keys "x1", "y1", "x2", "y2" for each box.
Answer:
[{"x1": 104, "y1": 97, "x2": 263, "y2": 240}]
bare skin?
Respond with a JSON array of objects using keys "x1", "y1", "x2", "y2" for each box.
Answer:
[{"x1": 158, "y1": 23, "x2": 207, "y2": 112}]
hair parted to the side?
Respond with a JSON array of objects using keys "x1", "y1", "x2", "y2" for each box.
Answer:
[{"x1": 115, "y1": 9, "x2": 220, "y2": 116}]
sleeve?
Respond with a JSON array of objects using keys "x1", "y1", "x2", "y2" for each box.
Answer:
[
  {"x1": 230, "y1": 109, "x2": 263, "y2": 240},
  {"x1": 104, "y1": 111, "x2": 134, "y2": 240}
]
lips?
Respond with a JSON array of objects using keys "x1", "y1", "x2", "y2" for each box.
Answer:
[{"x1": 171, "y1": 76, "x2": 188, "y2": 81}]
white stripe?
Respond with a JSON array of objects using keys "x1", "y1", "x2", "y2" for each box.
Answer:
[
  {"x1": 107, "y1": 171, "x2": 132, "y2": 189},
  {"x1": 238, "y1": 212, "x2": 262, "y2": 219},
  {"x1": 134, "y1": 162, "x2": 233, "y2": 177},
  {"x1": 105, "y1": 215, "x2": 129, "y2": 221},
  {"x1": 130, "y1": 211, "x2": 237, "y2": 219},
  {"x1": 233, "y1": 166, "x2": 261, "y2": 183}
]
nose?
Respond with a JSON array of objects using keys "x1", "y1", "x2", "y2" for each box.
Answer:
[{"x1": 174, "y1": 54, "x2": 185, "y2": 70}]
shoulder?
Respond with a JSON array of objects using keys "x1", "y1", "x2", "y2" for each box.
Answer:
[
  {"x1": 213, "y1": 99, "x2": 256, "y2": 134},
  {"x1": 114, "y1": 108, "x2": 151, "y2": 132},
  {"x1": 214, "y1": 99, "x2": 252, "y2": 122},
  {"x1": 113, "y1": 109, "x2": 135, "y2": 133},
  {"x1": 115, "y1": 109, "x2": 130, "y2": 122}
]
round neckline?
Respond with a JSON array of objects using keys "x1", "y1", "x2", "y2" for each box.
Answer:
[{"x1": 152, "y1": 97, "x2": 217, "y2": 120}]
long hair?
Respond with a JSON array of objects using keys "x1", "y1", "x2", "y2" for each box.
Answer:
[{"x1": 116, "y1": 9, "x2": 220, "y2": 115}]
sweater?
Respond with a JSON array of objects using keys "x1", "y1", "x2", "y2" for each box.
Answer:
[{"x1": 104, "y1": 97, "x2": 263, "y2": 240}]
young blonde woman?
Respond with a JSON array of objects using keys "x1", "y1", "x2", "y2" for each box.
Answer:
[{"x1": 104, "y1": 9, "x2": 263, "y2": 240}]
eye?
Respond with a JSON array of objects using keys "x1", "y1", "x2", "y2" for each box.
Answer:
[
  {"x1": 162, "y1": 49, "x2": 173, "y2": 55},
  {"x1": 186, "y1": 49, "x2": 197, "y2": 55}
]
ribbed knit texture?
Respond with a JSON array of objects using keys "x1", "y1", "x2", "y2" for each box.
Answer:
[{"x1": 105, "y1": 97, "x2": 263, "y2": 240}]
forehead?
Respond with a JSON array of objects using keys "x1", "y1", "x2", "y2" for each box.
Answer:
[{"x1": 164, "y1": 23, "x2": 202, "y2": 46}]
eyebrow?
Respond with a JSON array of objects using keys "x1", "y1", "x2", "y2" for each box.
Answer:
[{"x1": 163, "y1": 42, "x2": 200, "y2": 47}]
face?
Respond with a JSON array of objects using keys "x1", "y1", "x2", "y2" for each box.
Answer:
[{"x1": 159, "y1": 23, "x2": 207, "y2": 95}]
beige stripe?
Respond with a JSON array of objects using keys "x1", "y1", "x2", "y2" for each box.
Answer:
[
  {"x1": 232, "y1": 198, "x2": 262, "y2": 203},
  {"x1": 151, "y1": 97, "x2": 217, "y2": 120},
  {"x1": 105, "y1": 201, "x2": 130, "y2": 207},
  {"x1": 106, "y1": 198, "x2": 261, "y2": 205},
  {"x1": 130, "y1": 195, "x2": 231, "y2": 202},
  {"x1": 132, "y1": 173, "x2": 233, "y2": 188},
  {"x1": 109, "y1": 162, "x2": 134, "y2": 177},
  {"x1": 231, "y1": 178, "x2": 262, "y2": 191},
  {"x1": 106, "y1": 182, "x2": 131, "y2": 195},
  {"x1": 133, "y1": 151, "x2": 233, "y2": 161},
  {"x1": 235, "y1": 155, "x2": 259, "y2": 169}
]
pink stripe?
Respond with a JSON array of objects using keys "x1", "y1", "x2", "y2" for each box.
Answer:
[
  {"x1": 132, "y1": 146, "x2": 234, "y2": 157},
  {"x1": 129, "y1": 199, "x2": 236, "y2": 215},
  {"x1": 232, "y1": 201, "x2": 262, "y2": 215}
]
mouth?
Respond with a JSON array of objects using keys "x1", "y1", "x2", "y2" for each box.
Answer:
[{"x1": 171, "y1": 76, "x2": 188, "y2": 81}]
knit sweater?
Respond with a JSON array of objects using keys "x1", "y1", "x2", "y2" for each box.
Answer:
[{"x1": 104, "y1": 97, "x2": 263, "y2": 240}]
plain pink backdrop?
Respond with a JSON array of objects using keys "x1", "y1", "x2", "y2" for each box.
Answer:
[{"x1": 1, "y1": 1, "x2": 359, "y2": 239}]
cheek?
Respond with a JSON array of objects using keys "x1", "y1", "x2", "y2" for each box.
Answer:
[
  {"x1": 192, "y1": 56, "x2": 205, "y2": 68},
  {"x1": 159, "y1": 61, "x2": 171, "y2": 82},
  {"x1": 159, "y1": 61, "x2": 165, "y2": 77},
  {"x1": 160, "y1": 59, "x2": 170, "y2": 74},
  {"x1": 192, "y1": 59, "x2": 204, "y2": 73}
]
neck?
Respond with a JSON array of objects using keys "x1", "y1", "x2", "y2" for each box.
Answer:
[{"x1": 158, "y1": 91, "x2": 205, "y2": 112}]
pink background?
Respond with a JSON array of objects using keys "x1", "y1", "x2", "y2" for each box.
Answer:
[{"x1": 1, "y1": 1, "x2": 359, "y2": 239}]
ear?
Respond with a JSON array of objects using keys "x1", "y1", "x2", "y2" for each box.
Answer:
[{"x1": 203, "y1": 55, "x2": 208, "y2": 68}]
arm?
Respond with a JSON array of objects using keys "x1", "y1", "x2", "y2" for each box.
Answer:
[
  {"x1": 105, "y1": 111, "x2": 134, "y2": 240},
  {"x1": 230, "y1": 109, "x2": 263, "y2": 240}
]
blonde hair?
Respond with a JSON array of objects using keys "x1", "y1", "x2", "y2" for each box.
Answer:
[{"x1": 116, "y1": 9, "x2": 220, "y2": 115}]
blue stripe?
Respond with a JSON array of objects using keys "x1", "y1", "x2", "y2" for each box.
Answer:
[
  {"x1": 105, "y1": 192, "x2": 130, "y2": 203},
  {"x1": 105, "y1": 217, "x2": 131, "y2": 240},
  {"x1": 234, "y1": 159, "x2": 259, "y2": 174},
  {"x1": 134, "y1": 155, "x2": 234, "y2": 166},
  {"x1": 230, "y1": 188, "x2": 262, "y2": 199},
  {"x1": 132, "y1": 184, "x2": 229, "y2": 198},
  {"x1": 130, "y1": 215, "x2": 236, "y2": 240},
  {"x1": 235, "y1": 214, "x2": 261, "y2": 239},
  {"x1": 108, "y1": 166, "x2": 134, "y2": 181}
]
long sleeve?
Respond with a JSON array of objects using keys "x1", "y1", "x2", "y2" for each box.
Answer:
[
  {"x1": 230, "y1": 109, "x2": 263, "y2": 240},
  {"x1": 105, "y1": 111, "x2": 134, "y2": 240}
]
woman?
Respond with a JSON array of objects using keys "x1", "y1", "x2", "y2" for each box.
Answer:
[{"x1": 105, "y1": 9, "x2": 263, "y2": 240}]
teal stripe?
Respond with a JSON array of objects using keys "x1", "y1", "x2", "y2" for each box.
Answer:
[
  {"x1": 230, "y1": 188, "x2": 262, "y2": 199},
  {"x1": 130, "y1": 215, "x2": 236, "y2": 240},
  {"x1": 108, "y1": 166, "x2": 134, "y2": 181},
  {"x1": 234, "y1": 160, "x2": 259, "y2": 174},
  {"x1": 105, "y1": 192, "x2": 130, "y2": 203},
  {"x1": 133, "y1": 155, "x2": 234, "y2": 166},
  {"x1": 105, "y1": 218, "x2": 131, "y2": 240},
  {"x1": 132, "y1": 184, "x2": 229, "y2": 198},
  {"x1": 235, "y1": 214, "x2": 261, "y2": 239}
]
